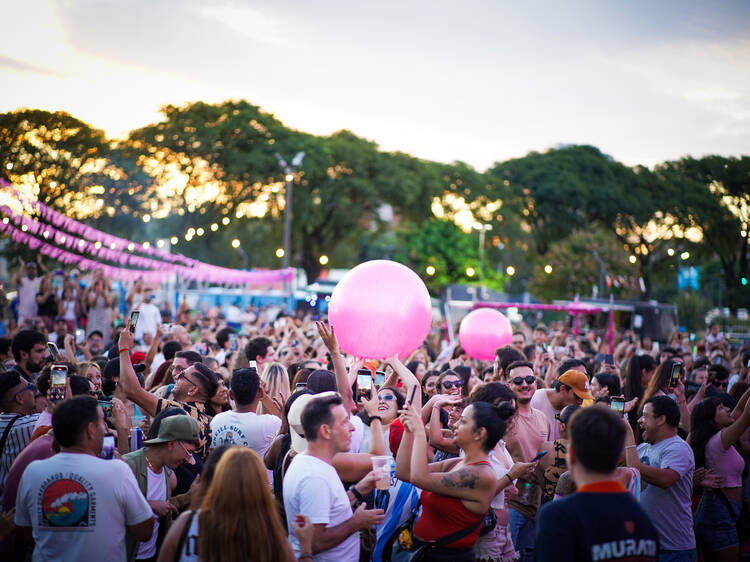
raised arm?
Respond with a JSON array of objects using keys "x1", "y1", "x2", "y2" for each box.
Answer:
[
  {"x1": 721, "y1": 395, "x2": 750, "y2": 450},
  {"x1": 117, "y1": 329, "x2": 159, "y2": 417},
  {"x1": 401, "y1": 404, "x2": 493, "y2": 503},
  {"x1": 383, "y1": 356, "x2": 422, "y2": 411},
  {"x1": 316, "y1": 321, "x2": 354, "y2": 412}
]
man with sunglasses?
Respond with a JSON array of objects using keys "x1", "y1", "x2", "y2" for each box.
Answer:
[
  {"x1": 123, "y1": 415, "x2": 200, "y2": 562},
  {"x1": 117, "y1": 330, "x2": 218, "y2": 461},
  {"x1": 0, "y1": 370, "x2": 38, "y2": 503},
  {"x1": 504, "y1": 361, "x2": 550, "y2": 562}
]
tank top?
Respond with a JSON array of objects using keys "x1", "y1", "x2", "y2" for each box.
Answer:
[
  {"x1": 413, "y1": 460, "x2": 489, "y2": 549},
  {"x1": 177, "y1": 511, "x2": 200, "y2": 562}
]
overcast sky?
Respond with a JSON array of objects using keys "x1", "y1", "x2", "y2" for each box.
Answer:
[{"x1": 1, "y1": 0, "x2": 748, "y2": 170}]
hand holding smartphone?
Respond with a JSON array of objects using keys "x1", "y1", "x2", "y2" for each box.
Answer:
[
  {"x1": 50, "y1": 364, "x2": 68, "y2": 402},
  {"x1": 610, "y1": 396, "x2": 625, "y2": 415}
]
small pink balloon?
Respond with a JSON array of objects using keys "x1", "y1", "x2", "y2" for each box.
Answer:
[
  {"x1": 328, "y1": 260, "x2": 432, "y2": 360},
  {"x1": 458, "y1": 308, "x2": 513, "y2": 361}
]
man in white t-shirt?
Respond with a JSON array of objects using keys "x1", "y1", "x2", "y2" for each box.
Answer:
[
  {"x1": 210, "y1": 367, "x2": 282, "y2": 481},
  {"x1": 283, "y1": 392, "x2": 384, "y2": 562},
  {"x1": 134, "y1": 292, "x2": 162, "y2": 345},
  {"x1": 15, "y1": 257, "x2": 44, "y2": 326},
  {"x1": 530, "y1": 370, "x2": 590, "y2": 441},
  {"x1": 15, "y1": 396, "x2": 153, "y2": 561}
]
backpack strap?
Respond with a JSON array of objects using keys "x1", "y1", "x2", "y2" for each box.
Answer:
[{"x1": 174, "y1": 510, "x2": 196, "y2": 562}]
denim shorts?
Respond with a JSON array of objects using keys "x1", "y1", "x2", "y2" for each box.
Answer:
[{"x1": 694, "y1": 491, "x2": 740, "y2": 551}]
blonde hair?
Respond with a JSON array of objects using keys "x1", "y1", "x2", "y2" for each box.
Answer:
[
  {"x1": 197, "y1": 448, "x2": 288, "y2": 562},
  {"x1": 258, "y1": 362, "x2": 290, "y2": 414}
]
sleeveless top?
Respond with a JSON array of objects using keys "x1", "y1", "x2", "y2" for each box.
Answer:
[
  {"x1": 413, "y1": 460, "x2": 490, "y2": 549},
  {"x1": 177, "y1": 511, "x2": 200, "y2": 562}
]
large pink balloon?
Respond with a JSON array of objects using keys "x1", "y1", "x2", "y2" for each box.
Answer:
[
  {"x1": 458, "y1": 308, "x2": 512, "y2": 361},
  {"x1": 328, "y1": 260, "x2": 432, "y2": 359}
]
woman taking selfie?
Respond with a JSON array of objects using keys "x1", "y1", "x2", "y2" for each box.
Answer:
[{"x1": 396, "y1": 401, "x2": 502, "y2": 561}]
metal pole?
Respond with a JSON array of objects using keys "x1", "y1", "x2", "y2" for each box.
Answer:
[
  {"x1": 478, "y1": 228, "x2": 486, "y2": 282},
  {"x1": 283, "y1": 178, "x2": 292, "y2": 269}
]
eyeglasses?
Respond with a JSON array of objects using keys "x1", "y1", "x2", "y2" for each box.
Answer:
[
  {"x1": 714, "y1": 381, "x2": 728, "y2": 388},
  {"x1": 441, "y1": 380, "x2": 463, "y2": 389},
  {"x1": 511, "y1": 376, "x2": 536, "y2": 386},
  {"x1": 172, "y1": 364, "x2": 186, "y2": 377},
  {"x1": 15, "y1": 383, "x2": 35, "y2": 398},
  {"x1": 378, "y1": 394, "x2": 396, "y2": 401},
  {"x1": 177, "y1": 440, "x2": 194, "y2": 459}
]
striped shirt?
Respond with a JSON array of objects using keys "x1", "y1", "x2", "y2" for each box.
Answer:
[{"x1": 0, "y1": 412, "x2": 40, "y2": 502}]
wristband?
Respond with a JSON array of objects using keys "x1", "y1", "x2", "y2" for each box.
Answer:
[
  {"x1": 118, "y1": 348, "x2": 129, "y2": 354},
  {"x1": 625, "y1": 445, "x2": 637, "y2": 449},
  {"x1": 505, "y1": 473, "x2": 513, "y2": 485},
  {"x1": 299, "y1": 554, "x2": 313, "y2": 561},
  {"x1": 369, "y1": 415, "x2": 383, "y2": 423},
  {"x1": 348, "y1": 485, "x2": 365, "y2": 503}
]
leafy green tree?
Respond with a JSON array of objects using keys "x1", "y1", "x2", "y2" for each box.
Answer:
[{"x1": 527, "y1": 227, "x2": 638, "y2": 302}]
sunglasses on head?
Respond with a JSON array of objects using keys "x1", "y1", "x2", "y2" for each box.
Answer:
[
  {"x1": 511, "y1": 375, "x2": 536, "y2": 385},
  {"x1": 442, "y1": 380, "x2": 463, "y2": 389}
]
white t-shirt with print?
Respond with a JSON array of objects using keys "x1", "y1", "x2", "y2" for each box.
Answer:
[
  {"x1": 283, "y1": 454, "x2": 358, "y2": 562},
  {"x1": 15, "y1": 452, "x2": 153, "y2": 562}
]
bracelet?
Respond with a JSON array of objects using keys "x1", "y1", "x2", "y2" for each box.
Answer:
[
  {"x1": 118, "y1": 348, "x2": 129, "y2": 354},
  {"x1": 369, "y1": 415, "x2": 383, "y2": 423},
  {"x1": 348, "y1": 485, "x2": 365, "y2": 503},
  {"x1": 299, "y1": 554, "x2": 313, "y2": 561},
  {"x1": 505, "y1": 473, "x2": 513, "y2": 485},
  {"x1": 625, "y1": 445, "x2": 637, "y2": 449}
]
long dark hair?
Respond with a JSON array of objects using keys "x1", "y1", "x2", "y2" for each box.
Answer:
[
  {"x1": 624, "y1": 354, "x2": 656, "y2": 401},
  {"x1": 470, "y1": 401, "x2": 515, "y2": 451},
  {"x1": 641, "y1": 358, "x2": 681, "y2": 410},
  {"x1": 688, "y1": 397, "x2": 721, "y2": 468}
]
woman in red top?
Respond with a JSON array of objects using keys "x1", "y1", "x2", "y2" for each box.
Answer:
[{"x1": 396, "y1": 401, "x2": 503, "y2": 561}]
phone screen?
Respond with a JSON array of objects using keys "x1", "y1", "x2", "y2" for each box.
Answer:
[
  {"x1": 610, "y1": 398, "x2": 625, "y2": 414},
  {"x1": 669, "y1": 363, "x2": 682, "y2": 388},
  {"x1": 99, "y1": 435, "x2": 115, "y2": 460},
  {"x1": 295, "y1": 382, "x2": 307, "y2": 392},
  {"x1": 129, "y1": 311, "x2": 140, "y2": 334},
  {"x1": 357, "y1": 370, "x2": 372, "y2": 390},
  {"x1": 603, "y1": 354, "x2": 614, "y2": 365},
  {"x1": 75, "y1": 328, "x2": 85, "y2": 344},
  {"x1": 374, "y1": 371, "x2": 386, "y2": 387},
  {"x1": 229, "y1": 333, "x2": 239, "y2": 352},
  {"x1": 47, "y1": 342, "x2": 59, "y2": 359},
  {"x1": 50, "y1": 365, "x2": 68, "y2": 402},
  {"x1": 98, "y1": 400, "x2": 113, "y2": 418}
]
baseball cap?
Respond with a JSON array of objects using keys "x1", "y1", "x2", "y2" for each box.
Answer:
[
  {"x1": 306, "y1": 370, "x2": 337, "y2": 394},
  {"x1": 142, "y1": 415, "x2": 200, "y2": 446},
  {"x1": 558, "y1": 370, "x2": 593, "y2": 400},
  {"x1": 288, "y1": 393, "x2": 316, "y2": 454}
]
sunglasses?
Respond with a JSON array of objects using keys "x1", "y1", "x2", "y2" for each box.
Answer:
[
  {"x1": 378, "y1": 394, "x2": 396, "y2": 401},
  {"x1": 442, "y1": 380, "x2": 463, "y2": 389},
  {"x1": 16, "y1": 383, "x2": 35, "y2": 398},
  {"x1": 511, "y1": 376, "x2": 536, "y2": 386}
]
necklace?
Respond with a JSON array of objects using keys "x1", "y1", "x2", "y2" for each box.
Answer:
[{"x1": 145, "y1": 452, "x2": 162, "y2": 474}]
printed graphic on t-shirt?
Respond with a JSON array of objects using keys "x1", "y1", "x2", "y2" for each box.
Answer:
[
  {"x1": 38, "y1": 473, "x2": 95, "y2": 529},
  {"x1": 212, "y1": 424, "x2": 249, "y2": 447}
]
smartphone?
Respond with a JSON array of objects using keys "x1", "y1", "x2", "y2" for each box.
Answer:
[
  {"x1": 603, "y1": 354, "x2": 614, "y2": 365},
  {"x1": 50, "y1": 364, "x2": 68, "y2": 402},
  {"x1": 610, "y1": 396, "x2": 625, "y2": 415},
  {"x1": 685, "y1": 380, "x2": 701, "y2": 394},
  {"x1": 668, "y1": 363, "x2": 682, "y2": 389},
  {"x1": 47, "y1": 342, "x2": 59, "y2": 359},
  {"x1": 294, "y1": 382, "x2": 307, "y2": 392},
  {"x1": 529, "y1": 450, "x2": 549, "y2": 463},
  {"x1": 98, "y1": 400, "x2": 113, "y2": 418},
  {"x1": 408, "y1": 385, "x2": 418, "y2": 404},
  {"x1": 129, "y1": 311, "x2": 140, "y2": 334},
  {"x1": 357, "y1": 369, "x2": 372, "y2": 390},
  {"x1": 99, "y1": 435, "x2": 115, "y2": 460},
  {"x1": 229, "y1": 333, "x2": 239, "y2": 352},
  {"x1": 75, "y1": 328, "x2": 85, "y2": 344},
  {"x1": 715, "y1": 356, "x2": 723, "y2": 365},
  {"x1": 374, "y1": 371, "x2": 386, "y2": 387}
]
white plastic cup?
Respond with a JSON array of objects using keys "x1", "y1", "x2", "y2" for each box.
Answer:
[{"x1": 372, "y1": 455, "x2": 391, "y2": 490}]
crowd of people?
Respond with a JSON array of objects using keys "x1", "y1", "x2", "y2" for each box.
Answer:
[{"x1": 0, "y1": 259, "x2": 749, "y2": 562}]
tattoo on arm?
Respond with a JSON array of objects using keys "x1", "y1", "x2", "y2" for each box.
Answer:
[{"x1": 440, "y1": 468, "x2": 480, "y2": 489}]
